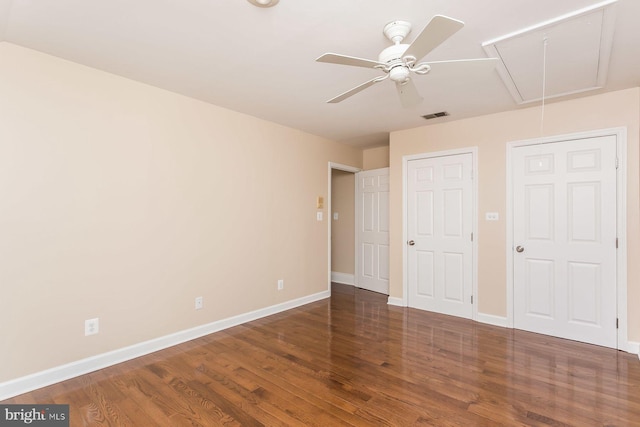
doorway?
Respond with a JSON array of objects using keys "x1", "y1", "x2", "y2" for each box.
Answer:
[
  {"x1": 328, "y1": 163, "x2": 390, "y2": 296},
  {"x1": 328, "y1": 163, "x2": 360, "y2": 290},
  {"x1": 331, "y1": 168, "x2": 357, "y2": 286}
]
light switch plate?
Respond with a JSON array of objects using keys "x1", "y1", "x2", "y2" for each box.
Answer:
[
  {"x1": 316, "y1": 212, "x2": 323, "y2": 221},
  {"x1": 333, "y1": 212, "x2": 339, "y2": 220}
]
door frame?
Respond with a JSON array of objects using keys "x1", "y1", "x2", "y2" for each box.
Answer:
[
  {"x1": 327, "y1": 162, "x2": 361, "y2": 292},
  {"x1": 402, "y1": 147, "x2": 479, "y2": 320},
  {"x1": 506, "y1": 127, "x2": 629, "y2": 351}
]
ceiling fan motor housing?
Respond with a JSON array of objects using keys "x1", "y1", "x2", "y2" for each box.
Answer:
[{"x1": 379, "y1": 44, "x2": 411, "y2": 83}]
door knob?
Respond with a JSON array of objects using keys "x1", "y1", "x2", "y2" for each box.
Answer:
[
  {"x1": 408, "y1": 240, "x2": 415, "y2": 246},
  {"x1": 515, "y1": 245, "x2": 524, "y2": 253}
]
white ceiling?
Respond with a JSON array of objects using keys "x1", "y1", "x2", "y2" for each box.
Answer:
[{"x1": 1, "y1": 0, "x2": 639, "y2": 147}]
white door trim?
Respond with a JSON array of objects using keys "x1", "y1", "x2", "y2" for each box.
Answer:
[
  {"x1": 402, "y1": 147, "x2": 478, "y2": 320},
  {"x1": 506, "y1": 127, "x2": 629, "y2": 351},
  {"x1": 328, "y1": 162, "x2": 361, "y2": 292}
]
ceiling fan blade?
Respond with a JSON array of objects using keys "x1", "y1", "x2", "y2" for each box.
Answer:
[
  {"x1": 327, "y1": 76, "x2": 385, "y2": 103},
  {"x1": 396, "y1": 79, "x2": 423, "y2": 108},
  {"x1": 402, "y1": 15, "x2": 464, "y2": 62},
  {"x1": 316, "y1": 53, "x2": 385, "y2": 69},
  {"x1": 423, "y1": 58, "x2": 499, "y2": 77}
]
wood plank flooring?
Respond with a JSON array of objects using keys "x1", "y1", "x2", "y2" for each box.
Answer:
[{"x1": 3, "y1": 283, "x2": 640, "y2": 426}]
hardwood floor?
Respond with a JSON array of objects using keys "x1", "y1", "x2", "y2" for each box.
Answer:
[{"x1": 4, "y1": 283, "x2": 640, "y2": 426}]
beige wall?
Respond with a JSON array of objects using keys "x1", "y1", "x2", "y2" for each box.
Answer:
[
  {"x1": 0, "y1": 43, "x2": 362, "y2": 382},
  {"x1": 331, "y1": 170, "x2": 355, "y2": 275},
  {"x1": 363, "y1": 145, "x2": 390, "y2": 170},
  {"x1": 390, "y1": 87, "x2": 640, "y2": 342}
]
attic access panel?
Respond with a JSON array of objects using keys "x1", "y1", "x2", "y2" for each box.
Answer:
[{"x1": 482, "y1": 1, "x2": 617, "y2": 104}]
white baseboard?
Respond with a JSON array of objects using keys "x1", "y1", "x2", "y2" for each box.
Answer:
[
  {"x1": 475, "y1": 312, "x2": 508, "y2": 328},
  {"x1": 387, "y1": 297, "x2": 405, "y2": 307},
  {"x1": 474, "y1": 317, "x2": 639, "y2": 355},
  {"x1": 623, "y1": 340, "x2": 639, "y2": 356},
  {"x1": 331, "y1": 271, "x2": 355, "y2": 286},
  {"x1": 0, "y1": 290, "x2": 330, "y2": 401}
]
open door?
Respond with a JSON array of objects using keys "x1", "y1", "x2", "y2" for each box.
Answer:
[{"x1": 355, "y1": 168, "x2": 390, "y2": 294}]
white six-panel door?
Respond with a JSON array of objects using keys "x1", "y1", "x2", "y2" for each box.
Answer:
[
  {"x1": 356, "y1": 168, "x2": 390, "y2": 294},
  {"x1": 512, "y1": 135, "x2": 617, "y2": 348},
  {"x1": 407, "y1": 154, "x2": 473, "y2": 319}
]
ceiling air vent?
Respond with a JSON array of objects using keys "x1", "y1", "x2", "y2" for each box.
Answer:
[{"x1": 422, "y1": 111, "x2": 449, "y2": 120}]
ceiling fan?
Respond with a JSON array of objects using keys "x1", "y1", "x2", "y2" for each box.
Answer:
[{"x1": 316, "y1": 15, "x2": 499, "y2": 108}]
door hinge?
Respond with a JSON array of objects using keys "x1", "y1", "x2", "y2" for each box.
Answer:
[
  {"x1": 616, "y1": 157, "x2": 619, "y2": 169},
  {"x1": 471, "y1": 232, "x2": 474, "y2": 242},
  {"x1": 471, "y1": 295, "x2": 474, "y2": 304},
  {"x1": 616, "y1": 237, "x2": 619, "y2": 249},
  {"x1": 616, "y1": 318, "x2": 619, "y2": 329}
]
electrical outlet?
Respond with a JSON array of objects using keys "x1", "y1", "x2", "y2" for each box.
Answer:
[
  {"x1": 195, "y1": 296, "x2": 203, "y2": 310},
  {"x1": 277, "y1": 279, "x2": 284, "y2": 290},
  {"x1": 85, "y1": 318, "x2": 99, "y2": 336},
  {"x1": 485, "y1": 212, "x2": 500, "y2": 221}
]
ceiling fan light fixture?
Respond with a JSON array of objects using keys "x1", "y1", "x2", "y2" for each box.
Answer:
[
  {"x1": 248, "y1": 0, "x2": 279, "y2": 7},
  {"x1": 389, "y1": 66, "x2": 410, "y2": 83}
]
